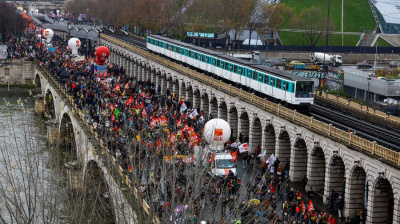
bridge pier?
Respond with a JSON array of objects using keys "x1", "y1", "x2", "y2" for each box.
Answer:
[
  {"x1": 186, "y1": 86, "x2": 193, "y2": 107},
  {"x1": 46, "y1": 120, "x2": 59, "y2": 146},
  {"x1": 34, "y1": 95, "x2": 45, "y2": 116},
  {"x1": 193, "y1": 89, "x2": 201, "y2": 109},
  {"x1": 227, "y1": 106, "x2": 238, "y2": 139},
  {"x1": 65, "y1": 160, "x2": 84, "y2": 193}
]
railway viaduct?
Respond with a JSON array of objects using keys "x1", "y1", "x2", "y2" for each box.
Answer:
[
  {"x1": 35, "y1": 29, "x2": 400, "y2": 223},
  {"x1": 96, "y1": 34, "x2": 400, "y2": 223}
]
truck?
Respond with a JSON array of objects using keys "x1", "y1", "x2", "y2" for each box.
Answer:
[
  {"x1": 310, "y1": 52, "x2": 342, "y2": 67},
  {"x1": 210, "y1": 153, "x2": 237, "y2": 177}
]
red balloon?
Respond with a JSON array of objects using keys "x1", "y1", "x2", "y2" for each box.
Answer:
[{"x1": 95, "y1": 46, "x2": 110, "y2": 65}]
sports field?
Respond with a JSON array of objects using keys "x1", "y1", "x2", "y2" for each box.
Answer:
[
  {"x1": 280, "y1": 0, "x2": 376, "y2": 46},
  {"x1": 279, "y1": 31, "x2": 360, "y2": 46}
]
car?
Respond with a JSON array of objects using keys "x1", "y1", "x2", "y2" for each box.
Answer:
[
  {"x1": 357, "y1": 62, "x2": 373, "y2": 69},
  {"x1": 389, "y1": 61, "x2": 400, "y2": 68},
  {"x1": 290, "y1": 60, "x2": 305, "y2": 66}
]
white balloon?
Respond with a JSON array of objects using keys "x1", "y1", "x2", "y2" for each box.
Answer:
[
  {"x1": 203, "y1": 118, "x2": 231, "y2": 151},
  {"x1": 43, "y1": 29, "x2": 54, "y2": 44},
  {"x1": 68, "y1": 38, "x2": 81, "y2": 55}
]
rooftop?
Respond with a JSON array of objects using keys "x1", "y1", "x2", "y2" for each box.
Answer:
[{"x1": 373, "y1": 0, "x2": 400, "y2": 24}]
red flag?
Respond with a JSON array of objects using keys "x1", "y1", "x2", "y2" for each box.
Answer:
[
  {"x1": 160, "y1": 115, "x2": 168, "y2": 126},
  {"x1": 104, "y1": 70, "x2": 108, "y2": 77},
  {"x1": 157, "y1": 139, "x2": 162, "y2": 148},
  {"x1": 111, "y1": 114, "x2": 116, "y2": 122},
  {"x1": 169, "y1": 133, "x2": 176, "y2": 142},
  {"x1": 177, "y1": 117, "x2": 182, "y2": 127},
  {"x1": 308, "y1": 199, "x2": 314, "y2": 212},
  {"x1": 126, "y1": 96, "x2": 134, "y2": 106},
  {"x1": 230, "y1": 150, "x2": 238, "y2": 162},
  {"x1": 140, "y1": 91, "x2": 145, "y2": 97},
  {"x1": 142, "y1": 108, "x2": 148, "y2": 117},
  {"x1": 302, "y1": 200, "x2": 306, "y2": 213},
  {"x1": 109, "y1": 103, "x2": 115, "y2": 111},
  {"x1": 208, "y1": 153, "x2": 215, "y2": 163},
  {"x1": 114, "y1": 84, "x2": 121, "y2": 91},
  {"x1": 150, "y1": 118, "x2": 159, "y2": 128}
]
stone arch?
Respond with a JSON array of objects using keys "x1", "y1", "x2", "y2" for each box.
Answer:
[
  {"x1": 173, "y1": 79, "x2": 180, "y2": 100},
  {"x1": 218, "y1": 101, "x2": 228, "y2": 121},
  {"x1": 228, "y1": 106, "x2": 238, "y2": 140},
  {"x1": 45, "y1": 89, "x2": 56, "y2": 119},
  {"x1": 345, "y1": 165, "x2": 367, "y2": 218},
  {"x1": 83, "y1": 160, "x2": 116, "y2": 224},
  {"x1": 250, "y1": 116, "x2": 262, "y2": 153},
  {"x1": 367, "y1": 177, "x2": 394, "y2": 223},
  {"x1": 209, "y1": 96, "x2": 218, "y2": 119},
  {"x1": 59, "y1": 113, "x2": 78, "y2": 164},
  {"x1": 193, "y1": 88, "x2": 201, "y2": 109},
  {"x1": 276, "y1": 128, "x2": 291, "y2": 170},
  {"x1": 186, "y1": 85, "x2": 193, "y2": 107},
  {"x1": 150, "y1": 68, "x2": 157, "y2": 84},
  {"x1": 307, "y1": 146, "x2": 326, "y2": 193},
  {"x1": 239, "y1": 111, "x2": 249, "y2": 143},
  {"x1": 263, "y1": 123, "x2": 275, "y2": 156},
  {"x1": 290, "y1": 136, "x2": 308, "y2": 182},
  {"x1": 201, "y1": 92, "x2": 209, "y2": 120},
  {"x1": 166, "y1": 75, "x2": 173, "y2": 93},
  {"x1": 324, "y1": 155, "x2": 345, "y2": 200}
]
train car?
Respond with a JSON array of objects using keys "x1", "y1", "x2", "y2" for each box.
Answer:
[{"x1": 146, "y1": 35, "x2": 314, "y2": 108}]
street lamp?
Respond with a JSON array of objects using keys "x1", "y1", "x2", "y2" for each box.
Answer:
[{"x1": 367, "y1": 77, "x2": 371, "y2": 110}]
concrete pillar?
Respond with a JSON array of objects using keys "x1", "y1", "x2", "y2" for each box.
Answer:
[
  {"x1": 134, "y1": 63, "x2": 139, "y2": 79},
  {"x1": 306, "y1": 147, "x2": 326, "y2": 194},
  {"x1": 290, "y1": 138, "x2": 307, "y2": 182},
  {"x1": 46, "y1": 120, "x2": 59, "y2": 147},
  {"x1": 209, "y1": 98, "x2": 218, "y2": 119},
  {"x1": 141, "y1": 67, "x2": 147, "y2": 82},
  {"x1": 128, "y1": 61, "x2": 134, "y2": 77},
  {"x1": 65, "y1": 161, "x2": 84, "y2": 193},
  {"x1": 343, "y1": 167, "x2": 366, "y2": 218},
  {"x1": 166, "y1": 77, "x2": 173, "y2": 93},
  {"x1": 161, "y1": 76, "x2": 167, "y2": 95},
  {"x1": 186, "y1": 88, "x2": 193, "y2": 107},
  {"x1": 201, "y1": 94, "x2": 209, "y2": 120},
  {"x1": 150, "y1": 71, "x2": 156, "y2": 84},
  {"x1": 228, "y1": 109, "x2": 238, "y2": 139},
  {"x1": 179, "y1": 81, "x2": 185, "y2": 100},
  {"x1": 323, "y1": 157, "x2": 345, "y2": 203},
  {"x1": 156, "y1": 74, "x2": 161, "y2": 90},
  {"x1": 34, "y1": 95, "x2": 45, "y2": 116},
  {"x1": 218, "y1": 103, "x2": 227, "y2": 121},
  {"x1": 276, "y1": 131, "x2": 291, "y2": 171},
  {"x1": 249, "y1": 118, "x2": 262, "y2": 154},
  {"x1": 173, "y1": 80, "x2": 180, "y2": 100},
  {"x1": 193, "y1": 90, "x2": 200, "y2": 109},
  {"x1": 263, "y1": 125, "x2": 276, "y2": 156}
]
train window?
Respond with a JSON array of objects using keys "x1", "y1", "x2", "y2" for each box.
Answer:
[
  {"x1": 295, "y1": 82, "x2": 314, "y2": 98},
  {"x1": 277, "y1": 79, "x2": 282, "y2": 88},
  {"x1": 282, "y1": 82, "x2": 287, "y2": 90},
  {"x1": 234, "y1": 66, "x2": 238, "y2": 73},
  {"x1": 270, "y1": 77, "x2": 275, "y2": 86},
  {"x1": 259, "y1": 74, "x2": 263, "y2": 82},
  {"x1": 217, "y1": 60, "x2": 220, "y2": 67},
  {"x1": 238, "y1": 67, "x2": 242, "y2": 74}
]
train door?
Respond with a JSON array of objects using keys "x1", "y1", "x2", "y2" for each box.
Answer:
[{"x1": 256, "y1": 73, "x2": 262, "y2": 92}]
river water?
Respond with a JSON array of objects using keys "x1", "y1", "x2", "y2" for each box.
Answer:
[{"x1": 0, "y1": 87, "x2": 68, "y2": 223}]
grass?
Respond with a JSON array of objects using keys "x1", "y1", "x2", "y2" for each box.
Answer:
[
  {"x1": 279, "y1": 31, "x2": 360, "y2": 46},
  {"x1": 326, "y1": 89, "x2": 366, "y2": 104},
  {"x1": 281, "y1": 0, "x2": 375, "y2": 32},
  {"x1": 374, "y1": 37, "x2": 393, "y2": 47}
]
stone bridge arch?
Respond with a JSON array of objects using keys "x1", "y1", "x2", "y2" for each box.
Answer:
[
  {"x1": 276, "y1": 128, "x2": 291, "y2": 171},
  {"x1": 345, "y1": 165, "x2": 367, "y2": 218},
  {"x1": 290, "y1": 135, "x2": 308, "y2": 182},
  {"x1": 209, "y1": 96, "x2": 218, "y2": 119},
  {"x1": 228, "y1": 106, "x2": 238, "y2": 140},
  {"x1": 35, "y1": 73, "x2": 42, "y2": 94},
  {"x1": 307, "y1": 144, "x2": 326, "y2": 194},
  {"x1": 201, "y1": 92, "x2": 209, "y2": 119},
  {"x1": 218, "y1": 100, "x2": 228, "y2": 121},
  {"x1": 263, "y1": 123, "x2": 275, "y2": 156},
  {"x1": 82, "y1": 160, "x2": 116, "y2": 224},
  {"x1": 368, "y1": 176, "x2": 394, "y2": 223},
  {"x1": 250, "y1": 116, "x2": 262, "y2": 153},
  {"x1": 59, "y1": 113, "x2": 78, "y2": 166}
]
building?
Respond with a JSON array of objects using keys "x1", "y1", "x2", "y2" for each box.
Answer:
[{"x1": 372, "y1": 0, "x2": 400, "y2": 34}]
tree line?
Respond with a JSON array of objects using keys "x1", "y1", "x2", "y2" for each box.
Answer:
[{"x1": 65, "y1": 0, "x2": 334, "y2": 46}]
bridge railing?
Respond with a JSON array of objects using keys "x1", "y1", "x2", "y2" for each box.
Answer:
[{"x1": 101, "y1": 34, "x2": 400, "y2": 166}]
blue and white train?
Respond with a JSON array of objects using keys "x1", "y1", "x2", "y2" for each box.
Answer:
[{"x1": 146, "y1": 35, "x2": 314, "y2": 107}]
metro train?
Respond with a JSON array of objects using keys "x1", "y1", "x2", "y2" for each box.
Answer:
[{"x1": 146, "y1": 35, "x2": 314, "y2": 108}]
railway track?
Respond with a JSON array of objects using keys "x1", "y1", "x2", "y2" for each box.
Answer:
[{"x1": 105, "y1": 32, "x2": 400, "y2": 152}]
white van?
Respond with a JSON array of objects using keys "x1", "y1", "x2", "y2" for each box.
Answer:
[{"x1": 211, "y1": 153, "x2": 237, "y2": 177}]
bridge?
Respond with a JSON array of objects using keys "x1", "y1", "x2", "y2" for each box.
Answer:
[
  {"x1": 94, "y1": 34, "x2": 400, "y2": 223},
  {"x1": 34, "y1": 64, "x2": 156, "y2": 223},
  {"x1": 8, "y1": 1, "x2": 64, "y2": 14}
]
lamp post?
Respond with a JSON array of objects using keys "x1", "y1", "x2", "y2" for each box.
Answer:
[{"x1": 367, "y1": 77, "x2": 371, "y2": 110}]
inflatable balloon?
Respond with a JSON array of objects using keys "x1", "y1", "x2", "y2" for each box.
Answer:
[
  {"x1": 68, "y1": 38, "x2": 81, "y2": 56},
  {"x1": 203, "y1": 118, "x2": 231, "y2": 151},
  {"x1": 95, "y1": 46, "x2": 110, "y2": 65},
  {"x1": 43, "y1": 29, "x2": 54, "y2": 44}
]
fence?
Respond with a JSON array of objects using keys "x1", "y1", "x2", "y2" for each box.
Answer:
[{"x1": 102, "y1": 34, "x2": 400, "y2": 166}]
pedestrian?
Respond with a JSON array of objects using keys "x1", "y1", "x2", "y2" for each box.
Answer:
[{"x1": 337, "y1": 196, "x2": 344, "y2": 220}]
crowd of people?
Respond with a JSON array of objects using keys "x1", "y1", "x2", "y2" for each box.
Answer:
[{"x1": 27, "y1": 24, "x2": 366, "y2": 223}]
